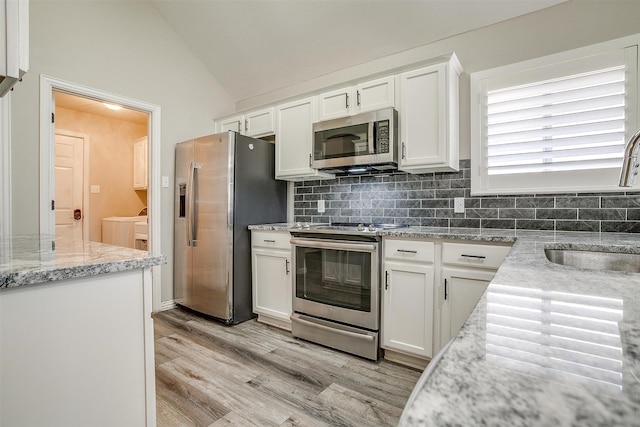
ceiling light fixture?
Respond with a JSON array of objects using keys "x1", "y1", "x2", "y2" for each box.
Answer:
[{"x1": 103, "y1": 102, "x2": 122, "y2": 111}]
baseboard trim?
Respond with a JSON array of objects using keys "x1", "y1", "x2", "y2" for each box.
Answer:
[{"x1": 383, "y1": 349, "x2": 429, "y2": 370}]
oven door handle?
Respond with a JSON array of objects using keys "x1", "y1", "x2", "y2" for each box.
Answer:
[{"x1": 290, "y1": 238, "x2": 377, "y2": 253}]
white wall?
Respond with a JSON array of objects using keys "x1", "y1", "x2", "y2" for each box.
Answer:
[{"x1": 10, "y1": 1, "x2": 233, "y2": 302}]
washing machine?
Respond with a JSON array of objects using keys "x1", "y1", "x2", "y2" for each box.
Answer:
[{"x1": 101, "y1": 216, "x2": 147, "y2": 248}]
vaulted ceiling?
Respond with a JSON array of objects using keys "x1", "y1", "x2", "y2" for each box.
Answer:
[{"x1": 149, "y1": 0, "x2": 567, "y2": 104}]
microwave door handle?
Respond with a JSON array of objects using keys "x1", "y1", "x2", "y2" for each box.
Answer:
[{"x1": 368, "y1": 121, "x2": 375, "y2": 154}]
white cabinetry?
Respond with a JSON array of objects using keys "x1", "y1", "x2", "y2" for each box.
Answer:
[
  {"x1": 0, "y1": 268, "x2": 156, "y2": 426},
  {"x1": 382, "y1": 238, "x2": 436, "y2": 368},
  {"x1": 215, "y1": 107, "x2": 276, "y2": 138},
  {"x1": 251, "y1": 230, "x2": 293, "y2": 330},
  {"x1": 275, "y1": 97, "x2": 333, "y2": 181},
  {"x1": 0, "y1": 0, "x2": 28, "y2": 97},
  {"x1": 439, "y1": 242, "x2": 511, "y2": 347},
  {"x1": 398, "y1": 54, "x2": 462, "y2": 173},
  {"x1": 316, "y1": 76, "x2": 395, "y2": 121},
  {"x1": 133, "y1": 137, "x2": 148, "y2": 190}
]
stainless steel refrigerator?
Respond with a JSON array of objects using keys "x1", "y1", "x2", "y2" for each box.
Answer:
[{"x1": 174, "y1": 131, "x2": 287, "y2": 324}]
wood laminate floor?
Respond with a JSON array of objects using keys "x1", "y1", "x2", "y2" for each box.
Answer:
[{"x1": 154, "y1": 308, "x2": 422, "y2": 427}]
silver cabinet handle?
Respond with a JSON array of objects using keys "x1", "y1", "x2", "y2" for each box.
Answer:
[
  {"x1": 402, "y1": 142, "x2": 406, "y2": 159},
  {"x1": 309, "y1": 153, "x2": 312, "y2": 167},
  {"x1": 244, "y1": 119, "x2": 248, "y2": 131},
  {"x1": 285, "y1": 259, "x2": 290, "y2": 275},
  {"x1": 357, "y1": 90, "x2": 361, "y2": 106},
  {"x1": 385, "y1": 271, "x2": 389, "y2": 290},
  {"x1": 444, "y1": 278, "x2": 448, "y2": 300},
  {"x1": 263, "y1": 239, "x2": 276, "y2": 243},
  {"x1": 345, "y1": 93, "x2": 349, "y2": 109},
  {"x1": 397, "y1": 249, "x2": 417, "y2": 254}
]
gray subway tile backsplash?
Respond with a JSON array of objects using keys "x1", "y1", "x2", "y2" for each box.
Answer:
[{"x1": 293, "y1": 160, "x2": 640, "y2": 233}]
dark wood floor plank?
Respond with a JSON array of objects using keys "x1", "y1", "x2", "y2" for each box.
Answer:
[{"x1": 154, "y1": 308, "x2": 421, "y2": 427}]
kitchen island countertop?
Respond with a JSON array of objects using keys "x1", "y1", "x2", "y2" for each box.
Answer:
[
  {"x1": 249, "y1": 224, "x2": 640, "y2": 426},
  {"x1": 0, "y1": 235, "x2": 166, "y2": 289}
]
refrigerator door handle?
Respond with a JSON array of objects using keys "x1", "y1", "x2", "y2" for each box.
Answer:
[{"x1": 187, "y1": 161, "x2": 201, "y2": 246}]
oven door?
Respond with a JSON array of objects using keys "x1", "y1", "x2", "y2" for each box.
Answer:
[{"x1": 290, "y1": 237, "x2": 379, "y2": 331}]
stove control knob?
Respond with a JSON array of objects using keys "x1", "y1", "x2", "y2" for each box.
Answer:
[
  {"x1": 357, "y1": 223, "x2": 365, "y2": 231},
  {"x1": 368, "y1": 224, "x2": 376, "y2": 232}
]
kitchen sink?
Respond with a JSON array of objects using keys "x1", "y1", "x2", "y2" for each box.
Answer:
[{"x1": 544, "y1": 248, "x2": 640, "y2": 273}]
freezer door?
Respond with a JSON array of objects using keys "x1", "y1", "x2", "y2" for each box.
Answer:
[
  {"x1": 174, "y1": 139, "x2": 194, "y2": 307},
  {"x1": 191, "y1": 133, "x2": 233, "y2": 320}
]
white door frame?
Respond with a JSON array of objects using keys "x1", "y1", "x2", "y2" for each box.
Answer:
[
  {"x1": 39, "y1": 75, "x2": 162, "y2": 312},
  {"x1": 55, "y1": 129, "x2": 90, "y2": 240},
  {"x1": 0, "y1": 94, "x2": 11, "y2": 238}
]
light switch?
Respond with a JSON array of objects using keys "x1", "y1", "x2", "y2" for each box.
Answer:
[
  {"x1": 162, "y1": 176, "x2": 170, "y2": 188},
  {"x1": 91, "y1": 185, "x2": 100, "y2": 194}
]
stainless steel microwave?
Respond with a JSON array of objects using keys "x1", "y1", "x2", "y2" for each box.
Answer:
[{"x1": 312, "y1": 108, "x2": 398, "y2": 173}]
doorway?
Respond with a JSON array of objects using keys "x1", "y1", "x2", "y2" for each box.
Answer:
[{"x1": 39, "y1": 75, "x2": 162, "y2": 312}]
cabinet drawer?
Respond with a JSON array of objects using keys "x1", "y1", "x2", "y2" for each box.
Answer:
[
  {"x1": 251, "y1": 231, "x2": 291, "y2": 250},
  {"x1": 384, "y1": 239, "x2": 434, "y2": 263},
  {"x1": 442, "y1": 242, "x2": 510, "y2": 269}
]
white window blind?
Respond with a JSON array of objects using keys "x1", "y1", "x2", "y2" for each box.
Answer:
[
  {"x1": 471, "y1": 36, "x2": 639, "y2": 195},
  {"x1": 487, "y1": 66, "x2": 626, "y2": 175}
]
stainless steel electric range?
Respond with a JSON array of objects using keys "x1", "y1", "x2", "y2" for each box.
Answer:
[{"x1": 289, "y1": 222, "x2": 408, "y2": 360}]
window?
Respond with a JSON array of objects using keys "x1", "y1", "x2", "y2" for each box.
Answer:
[{"x1": 471, "y1": 36, "x2": 639, "y2": 195}]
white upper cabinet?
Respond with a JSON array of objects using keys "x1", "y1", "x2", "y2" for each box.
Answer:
[
  {"x1": 0, "y1": 0, "x2": 29, "y2": 97},
  {"x1": 316, "y1": 76, "x2": 395, "y2": 121},
  {"x1": 215, "y1": 107, "x2": 276, "y2": 138},
  {"x1": 275, "y1": 96, "x2": 333, "y2": 181},
  {"x1": 133, "y1": 137, "x2": 148, "y2": 190},
  {"x1": 398, "y1": 54, "x2": 462, "y2": 173}
]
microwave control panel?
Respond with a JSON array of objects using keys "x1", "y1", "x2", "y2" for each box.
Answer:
[{"x1": 376, "y1": 120, "x2": 390, "y2": 153}]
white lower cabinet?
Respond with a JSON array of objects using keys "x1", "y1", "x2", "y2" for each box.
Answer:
[
  {"x1": 382, "y1": 238, "x2": 436, "y2": 367},
  {"x1": 439, "y1": 242, "x2": 511, "y2": 347},
  {"x1": 251, "y1": 230, "x2": 292, "y2": 330},
  {"x1": 381, "y1": 237, "x2": 512, "y2": 368}
]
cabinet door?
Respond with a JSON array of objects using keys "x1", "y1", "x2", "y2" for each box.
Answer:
[
  {"x1": 217, "y1": 115, "x2": 243, "y2": 133},
  {"x1": 440, "y1": 267, "x2": 494, "y2": 348},
  {"x1": 354, "y1": 76, "x2": 395, "y2": 114},
  {"x1": 275, "y1": 97, "x2": 333, "y2": 180},
  {"x1": 317, "y1": 87, "x2": 351, "y2": 121},
  {"x1": 245, "y1": 108, "x2": 275, "y2": 137},
  {"x1": 398, "y1": 60, "x2": 459, "y2": 173},
  {"x1": 252, "y1": 247, "x2": 292, "y2": 322},
  {"x1": 133, "y1": 137, "x2": 148, "y2": 190},
  {"x1": 382, "y1": 260, "x2": 435, "y2": 358}
]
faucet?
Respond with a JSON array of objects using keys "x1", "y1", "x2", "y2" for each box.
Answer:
[{"x1": 619, "y1": 128, "x2": 640, "y2": 187}]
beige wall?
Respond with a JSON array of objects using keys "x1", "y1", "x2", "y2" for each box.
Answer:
[
  {"x1": 10, "y1": 1, "x2": 234, "y2": 302},
  {"x1": 56, "y1": 107, "x2": 148, "y2": 243}
]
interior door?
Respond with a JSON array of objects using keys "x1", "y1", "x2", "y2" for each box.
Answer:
[{"x1": 55, "y1": 134, "x2": 84, "y2": 240}]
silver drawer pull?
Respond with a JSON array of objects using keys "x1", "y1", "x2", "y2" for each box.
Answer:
[
  {"x1": 263, "y1": 239, "x2": 276, "y2": 243},
  {"x1": 397, "y1": 249, "x2": 418, "y2": 254},
  {"x1": 461, "y1": 254, "x2": 486, "y2": 259}
]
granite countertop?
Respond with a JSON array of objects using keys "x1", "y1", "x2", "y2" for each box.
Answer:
[
  {"x1": 0, "y1": 235, "x2": 166, "y2": 289},
  {"x1": 249, "y1": 223, "x2": 640, "y2": 426}
]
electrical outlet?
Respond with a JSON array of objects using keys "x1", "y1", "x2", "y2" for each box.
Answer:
[
  {"x1": 317, "y1": 199, "x2": 325, "y2": 213},
  {"x1": 162, "y1": 176, "x2": 170, "y2": 188},
  {"x1": 454, "y1": 197, "x2": 465, "y2": 213}
]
